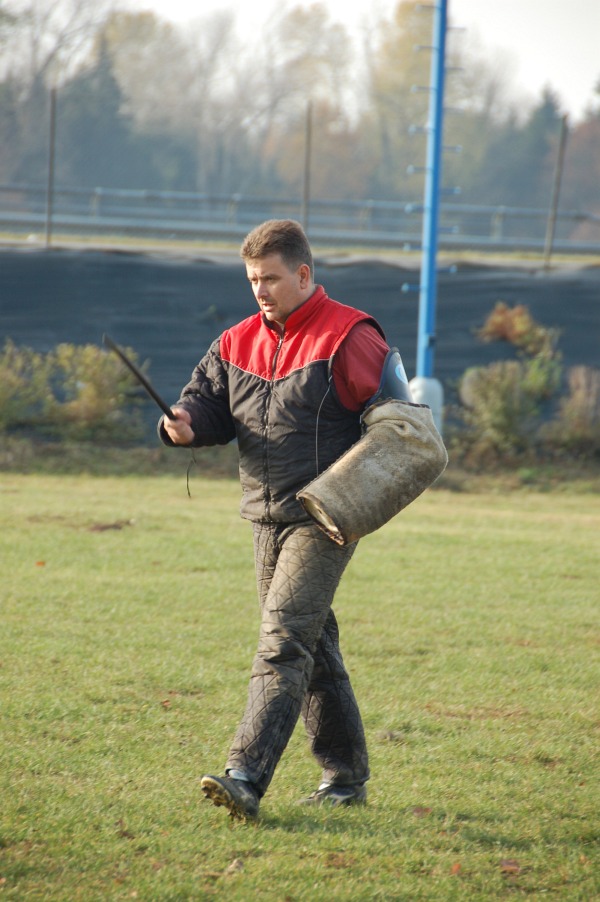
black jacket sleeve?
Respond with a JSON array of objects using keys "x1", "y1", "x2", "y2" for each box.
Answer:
[{"x1": 158, "y1": 337, "x2": 236, "y2": 447}]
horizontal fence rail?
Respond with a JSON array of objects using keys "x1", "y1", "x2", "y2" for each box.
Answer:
[{"x1": 1, "y1": 183, "x2": 599, "y2": 254}]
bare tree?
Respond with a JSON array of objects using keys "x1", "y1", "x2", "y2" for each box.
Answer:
[
  {"x1": 103, "y1": 10, "x2": 196, "y2": 131},
  {"x1": 105, "y1": 9, "x2": 244, "y2": 193},
  {"x1": 1, "y1": 0, "x2": 113, "y2": 91}
]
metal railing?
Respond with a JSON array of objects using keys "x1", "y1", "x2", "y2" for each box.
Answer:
[{"x1": 1, "y1": 183, "x2": 599, "y2": 254}]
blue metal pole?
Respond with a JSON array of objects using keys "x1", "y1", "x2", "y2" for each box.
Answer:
[{"x1": 416, "y1": 0, "x2": 447, "y2": 378}]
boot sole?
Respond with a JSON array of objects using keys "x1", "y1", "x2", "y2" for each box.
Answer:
[{"x1": 200, "y1": 776, "x2": 258, "y2": 822}]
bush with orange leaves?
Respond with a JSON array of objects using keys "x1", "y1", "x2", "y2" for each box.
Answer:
[
  {"x1": 454, "y1": 303, "x2": 563, "y2": 463},
  {"x1": 477, "y1": 302, "x2": 561, "y2": 358}
]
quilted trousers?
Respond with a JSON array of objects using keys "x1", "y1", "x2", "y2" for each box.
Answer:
[{"x1": 225, "y1": 521, "x2": 370, "y2": 798}]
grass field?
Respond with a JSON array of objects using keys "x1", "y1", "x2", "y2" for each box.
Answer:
[{"x1": 1, "y1": 473, "x2": 599, "y2": 900}]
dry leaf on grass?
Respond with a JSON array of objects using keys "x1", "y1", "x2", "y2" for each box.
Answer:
[
  {"x1": 500, "y1": 859, "x2": 522, "y2": 875},
  {"x1": 226, "y1": 859, "x2": 244, "y2": 874}
]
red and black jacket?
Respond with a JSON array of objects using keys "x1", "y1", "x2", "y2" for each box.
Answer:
[{"x1": 165, "y1": 286, "x2": 384, "y2": 523}]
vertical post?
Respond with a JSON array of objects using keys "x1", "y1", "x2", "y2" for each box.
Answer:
[
  {"x1": 543, "y1": 114, "x2": 569, "y2": 271},
  {"x1": 409, "y1": 0, "x2": 447, "y2": 434},
  {"x1": 45, "y1": 87, "x2": 57, "y2": 248},
  {"x1": 301, "y1": 100, "x2": 313, "y2": 234},
  {"x1": 415, "y1": 0, "x2": 447, "y2": 379}
]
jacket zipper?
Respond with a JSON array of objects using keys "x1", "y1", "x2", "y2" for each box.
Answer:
[
  {"x1": 263, "y1": 331, "x2": 284, "y2": 516},
  {"x1": 271, "y1": 332, "x2": 284, "y2": 379}
]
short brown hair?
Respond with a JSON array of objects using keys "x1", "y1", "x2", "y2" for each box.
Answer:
[{"x1": 240, "y1": 219, "x2": 314, "y2": 277}]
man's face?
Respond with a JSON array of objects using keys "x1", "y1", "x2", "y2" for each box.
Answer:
[{"x1": 245, "y1": 253, "x2": 312, "y2": 326}]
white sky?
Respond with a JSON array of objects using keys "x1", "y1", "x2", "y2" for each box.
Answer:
[{"x1": 125, "y1": 0, "x2": 600, "y2": 123}]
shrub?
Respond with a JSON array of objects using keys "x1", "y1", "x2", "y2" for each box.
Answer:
[
  {"x1": 477, "y1": 301, "x2": 561, "y2": 357},
  {"x1": 46, "y1": 343, "x2": 146, "y2": 442},
  {"x1": 457, "y1": 359, "x2": 553, "y2": 458},
  {"x1": 453, "y1": 303, "x2": 563, "y2": 463},
  {"x1": 543, "y1": 365, "x2": 600, "y2": 456},
  {"x1": 0, "y1": 340, "x2": 146, "y2": 443},
  {"x1": 0, "y1": 340, "x2": 53, "y2": 430}
]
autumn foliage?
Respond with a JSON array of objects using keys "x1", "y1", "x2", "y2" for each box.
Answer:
[
  {"x1": 0, "y1": 339, "x2": 145, "y2": 442},
  {"x1": 455, "y1": 303, "x2": 600, "y2": 463}
]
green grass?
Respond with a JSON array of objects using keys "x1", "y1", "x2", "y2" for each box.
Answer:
[{"x1": 1, "y1": 474, "x2": 599, "y2": 900}]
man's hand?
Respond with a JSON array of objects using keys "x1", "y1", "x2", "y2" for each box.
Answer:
[{"x1": 163, "y1": 407, "x2": 194, "y2": 445}]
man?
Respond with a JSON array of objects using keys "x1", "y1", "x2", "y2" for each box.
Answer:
[{"x1": 160, "y1": 219, "x2": 420, "y2": 821}]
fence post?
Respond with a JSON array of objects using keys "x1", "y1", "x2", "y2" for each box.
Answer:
[
  {"x1": 45, "y1": 87, "x2": 57, "y2": 248},
  {"x1": 301, "y1": 100, "x2": 313, "y2": 234},
  {"x1": 543, "y1": 114, "x2": 569, "y2": 271}
]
